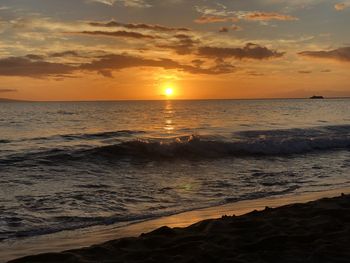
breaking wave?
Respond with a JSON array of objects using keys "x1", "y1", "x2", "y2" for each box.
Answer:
[
  {"x1": 74, "y1": 124, "x2": 350, "y2": 159},
  {"x1": 2, "y1": 125, "x2": 349, "y2": 164}
]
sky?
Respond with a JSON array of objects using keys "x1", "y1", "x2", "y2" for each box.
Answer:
[{"x1": 0, "y1": 0, "x2": 349, "y2": 100}]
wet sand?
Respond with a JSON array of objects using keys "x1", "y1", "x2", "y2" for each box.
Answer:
[{"x1": 7, "y1": 189, "x2": 350, "y2": 263}]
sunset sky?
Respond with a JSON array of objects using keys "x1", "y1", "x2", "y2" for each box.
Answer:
[{"x1": 0, "y1": 0, "x2": 349, "y2": 100}]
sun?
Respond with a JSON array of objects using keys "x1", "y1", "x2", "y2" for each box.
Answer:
[{"x1": 164, "y1": 87, "x2": 174, "y2": 97}]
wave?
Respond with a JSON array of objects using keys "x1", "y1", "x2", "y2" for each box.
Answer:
[
  {"x1": 84, "y1": 125, "x2": 350, "y2": 159},
  {"x1": 0, "y1": 130, "x2": 145, "y2": 145},
  {"x1": 2, "y1": 186, "x2": 299, "y2": 241},
  {"x1": 25, "y1": 130, "x2": 145, "y2": 142},
  {"x1": 1, "y1": 125, "x2": 350, "y2": 164},
  {"x1": 59, "y1": 130, "x2": 145, "y2": 140}
]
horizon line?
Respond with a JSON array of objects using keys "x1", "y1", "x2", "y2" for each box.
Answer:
[{"x1": 1, "y1": 96, "x2": 350, "y2": 103}]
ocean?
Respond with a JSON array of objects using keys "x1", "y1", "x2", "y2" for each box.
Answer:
[{"x1": 1, "y1": 99, "x2": 350, "y2": 242}]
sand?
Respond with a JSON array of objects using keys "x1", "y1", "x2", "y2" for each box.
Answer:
[{"x1": 8, "y1": 192, "x2": 350, "y2": 263}]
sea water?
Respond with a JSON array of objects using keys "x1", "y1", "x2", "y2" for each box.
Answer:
[{"x1": 0, "y1": 99, "x2": 350, "y2": 241}]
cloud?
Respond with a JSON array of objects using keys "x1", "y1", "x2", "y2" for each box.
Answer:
[
  {"x1": 298, "y1": 70, "x2": 312, "y2": 74},
  {"x1": 89, "y1": 21, "x2": 190, "y2": 32},
  {"x1": 194, "y1": 16, "x2": 237, "y2": 24},
  {"x1": 25, "y1": 54, "x2": 45, "y2": 60},
  {"x1": 195, "y1": 5, "x2": 298, "y2": 23},
  {"x1": 299, "y1": 47, "x2": 350, "y2": 62},
  {"x1": 88, "y1": 0, "x2": 151, "y2": 8},
  {"x1": 157, "y1": 34, "x2": 199, "y2": 55},
  {"x1": 198, "y1": 43, "x2": 285, "y2": 60},
  {"x1": 0, "y1": 49, "x2": 237, "y2": 78},
  {"x1": 79, "y1": 53, "x2": 235, "y2": 75},
  {"x1": 334, "y1": 2, "x2": 350, "y2": 10},
  {"x1": 232, "y1": 25, "x2": 242, "y2": 31},
  {"x1": 78, "y1": 30, "x2": 156, "y2": 39},
  {"x1": 0, "y1": 56, "x2": 74, "y2": 77},
  {"x1": 242, "y1": 12, "x2": 298, "y2": 21},
  {"x1": 50, "y1": 51, "x2": 81, "y2": 57},
  {"x1": 217, "y1": 25, "x2": 242, "y2": 33},
  {"x1": 219, "y1": 27, "x2": 229, "y2": 33},
  {"x1": 0, "y1": 88, "x2": 17, "y2": 93}
]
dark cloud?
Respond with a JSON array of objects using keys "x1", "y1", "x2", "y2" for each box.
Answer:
[
  {"x1": 299, "y1": 47, "x2": 350, "y2": 62},
  {"x1": 219, "y1": 27, "x2": 229, "y2": 33},
  {"x1": 0, "y1": 49, "x2": 239, "y2": 78},
  {"x1": 89, "y1": 21, "x2": 190, "y2": 32},
  {"x1": 50, "y1": 51, "x2": 81, "y2": 57},
  {"x1": 78, "y1": 30, "x2": 156, "y2": 39},
  {"x1": 25, "y1": 54, "x2": 45, "y2": 60},
  {"x1": 298, "y1": 70, "x2": 312, "y2": 74},
  {"x1": 198, "y1": 43, "x2": 285, "y2": 60},
  {"x1": 247, "y1": 71, "x2": 264, "y2": 76},
  {"x1": 0, "y1": 88, "x2": 17, "y2": 93},
  {"x1": 0, "y1": 56, "x2": 74, "y2": 77},
  {"x1": 191, "y1": 59, "x2": 205, "y2": 67},
  {"x1": 79, "y1": 53, "x2": 235, "y2": 75},
  {"x1": 157, "y1": 34, "x2": 199, "y2": 55}
]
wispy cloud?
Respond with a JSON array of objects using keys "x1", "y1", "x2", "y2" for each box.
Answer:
[
  {"x1": 89, "y1": 20, "x2": 190, "y2": 32},
  {"x1": 194, "y1": 16, "x2": 237, "y2": 24},
  {"x1": 195, "y1": 5, "x2": 298, "y2": 24},
  {"x1": 0, "y1": 88, "x2": 17, "y2": 93},
  {"x1": 88, "y1": 0, "x2": 151, "y2": 8},
  {"x1": 299, "y1": 47, "x2": 350, "y2": 62},
  {"x1": 77, "y1": 30, "x2": 157, "y2": 39}
]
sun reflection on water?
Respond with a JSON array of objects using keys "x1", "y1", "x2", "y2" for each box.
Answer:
[{"x1": 164, "y1": 100, "x2": 175, "y2": 133}]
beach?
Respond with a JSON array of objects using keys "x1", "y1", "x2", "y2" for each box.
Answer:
[{"x1": 6, "y1": 189, "x2": 350, "y2": 263}]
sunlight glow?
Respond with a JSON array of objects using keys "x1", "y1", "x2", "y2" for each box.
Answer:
[{"x1": 164, "y1": 87, "x2": 174, "y2": 97}]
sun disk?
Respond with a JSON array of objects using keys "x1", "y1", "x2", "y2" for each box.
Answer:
[{"x1": 165, "y1": 87, "x2": 174, "y2": 97}]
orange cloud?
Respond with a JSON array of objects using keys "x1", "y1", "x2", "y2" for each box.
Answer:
[
  {"x1": 194, "y1": 16, "x2": 237, "y2": 24},
  {"x1": 334, "y1": 2, "x2": 350, "y2": 10},
  {"x1": 244, "y1": 12, "x2": 298, "y2": 21}
]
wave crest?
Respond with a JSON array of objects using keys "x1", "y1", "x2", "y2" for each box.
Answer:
[
  {"x1": 2, "y1": 125, "x2": 350, "y2": 163},
  {"x1": 87, "y1": 125, "x2": 350, "y2": 159}
]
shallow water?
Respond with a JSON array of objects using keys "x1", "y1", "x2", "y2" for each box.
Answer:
[{"x1": 1, "y1": 99, "x2": 350, "y2": 241}]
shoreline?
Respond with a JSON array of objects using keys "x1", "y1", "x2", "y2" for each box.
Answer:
[{"x1": 2, "y1": 187, "x2": 350, "y2": 262}]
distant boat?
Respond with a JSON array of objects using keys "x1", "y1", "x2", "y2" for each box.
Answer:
[{"x1": 309, "y1": 95, "x2": 324, "y2": 99}]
